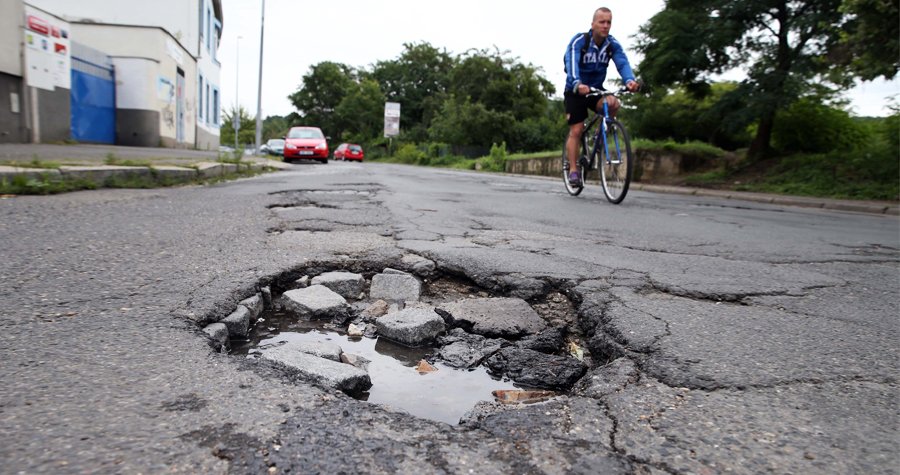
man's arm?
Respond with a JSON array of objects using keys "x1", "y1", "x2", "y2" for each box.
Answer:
[
  {"x1": 564, "y1": 33, "x2": 587, "y2": 94},
  {"x1": 610, "y1": 38, "x2": 638, "y2": 91}
]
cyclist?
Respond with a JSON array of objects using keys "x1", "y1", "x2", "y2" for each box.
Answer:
[{"x1": 563, "y1": 7, "x2": 640, "y2": 185}]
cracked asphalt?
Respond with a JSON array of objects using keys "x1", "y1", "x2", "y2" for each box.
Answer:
[{"x1": 1, "y1": 161, "x2": 897, "y2": 474}]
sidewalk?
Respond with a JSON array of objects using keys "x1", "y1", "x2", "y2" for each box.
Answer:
[
  {"x1": 1, "y1": 143, "x2": 896, "y2": 216},
  {"x1": 0, "y1": 143, "x2": 292, "y2": 187}
]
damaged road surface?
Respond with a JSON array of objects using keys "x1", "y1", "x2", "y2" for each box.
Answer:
[{"x1": 1, "y1": 162, "x2": 897, "y2": 474}]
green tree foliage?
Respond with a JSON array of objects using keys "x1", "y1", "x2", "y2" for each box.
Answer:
[
  {"x1": 833, "y1": 0, "x2": 900, "y2": 80},
  {"x1": 628, "y1": 82, "x2": 752, "y2": 150},
  {"x1": 334, "y1": 79, "x2": 386, "y2": 143},
  {"x1": 370, "y1": 43, "x2": 456, "y2": 141},
  {"x1": 220, "y1": 105, "x2": 256, "y2": 147},
  {"x1": 772, "y1": 98, "x2": 866, "y2": 153},
  {"x1": 262, "y1": 115, "x2": 289, "y2": 141},
  {"x1": 637, "y1": 0, "x2": 858, "y2": 159},
  {"x1": 287, "y1": 61, "x2": 355, "y2": 138}
]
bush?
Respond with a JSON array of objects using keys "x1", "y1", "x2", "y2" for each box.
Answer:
[
  {"x1": 480, "y1": 142, "x2": 508, "y2": 172},
  {"x1": 773, "y1": 99, "x2": 867, "y2": 153}
]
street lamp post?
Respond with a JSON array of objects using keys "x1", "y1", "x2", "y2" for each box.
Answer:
[
  {"x1": 234, "y1": 35, "x2": 242, "y2": 150},
  {"x1": 254, "y1": 0, "x2": 265, "y2": 154}
]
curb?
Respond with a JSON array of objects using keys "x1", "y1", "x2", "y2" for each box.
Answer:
[
  {"x1": 0, "y1": 159, "x2": 284, "y2": 191},
  {"x1": 632, "y1": 183, "x2": 899, "y2": 216}
]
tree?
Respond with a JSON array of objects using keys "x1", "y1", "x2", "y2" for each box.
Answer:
[
  {"x1": 220, "y1": 105, "x2": 256, "y2": 148},
  {"x1": 287, "y1": 62, "x2": 355, "y2": 138},
  {"x1": 371, "y1": 42, "x2": 456, "y2": 141},
  {"x1": 334, "y1": 78, "x2": 386, "y2": 143},
  {"x1": 834, "y1": 0, "x2": 900, "y2": 81},
  {"x1": 262, "y1": 115, "x2": 289, "y2": 141},
  {"x1": 637, "y1": 1, "x2": 854, "y2": 159}
]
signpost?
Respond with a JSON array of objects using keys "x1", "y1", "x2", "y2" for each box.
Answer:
[{"x1": 384, "y1": 102, "x2": 400, "y2": 156}]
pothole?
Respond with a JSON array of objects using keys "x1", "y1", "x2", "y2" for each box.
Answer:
[
  {"x1": 231, "y1": 312, "x2": 518, "y2": 424},
  {"x1": 201, "y1": 259, "x2": 590, "y2": 425}
]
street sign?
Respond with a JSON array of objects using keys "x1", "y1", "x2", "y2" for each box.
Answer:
[{"x1": 384, "y1": 102, "x2": 400, "y2": 137}]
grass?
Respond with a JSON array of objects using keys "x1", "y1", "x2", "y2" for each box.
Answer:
[{"x1": 0, "y1": 166, "x2": 269, "y2": 195}]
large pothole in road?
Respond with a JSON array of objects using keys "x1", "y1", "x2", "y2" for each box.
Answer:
[{"x1": 204, "y1": 259, "x2": 589, "y2": 425}]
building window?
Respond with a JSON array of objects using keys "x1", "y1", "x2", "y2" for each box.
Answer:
[
  {"x1": 198, "y1": 75, "x2": 204, "y2": 120},
  {"x1": 213, "y1": 88, "x2": 219, "y2": 125},
  {"x1": 206, "y1": 84, "x2": 210, "y2": 124},
  {"x1": 206, "y1": 7, "x2": 211, "y2": 52}
]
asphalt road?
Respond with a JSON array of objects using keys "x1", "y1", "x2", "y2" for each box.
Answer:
[{"x1": 1, "y1": 161, "x2": 897, "y2": 474}]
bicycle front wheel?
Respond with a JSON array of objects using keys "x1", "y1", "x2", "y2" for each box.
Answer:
[{"x1": 599, "y1": 119, "x2": 633, "y2": 204}]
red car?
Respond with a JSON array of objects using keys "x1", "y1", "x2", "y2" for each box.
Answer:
[
  {"x1": 283, "y1": 126, "x2": 328, "y2": 163},
  {"x1": 333, "y1": 143, "x2": 364, "y2": 161}
]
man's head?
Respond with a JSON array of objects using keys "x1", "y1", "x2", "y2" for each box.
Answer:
[{"x1": 592, "y1": 7, "x2": 612, "y2": 39}]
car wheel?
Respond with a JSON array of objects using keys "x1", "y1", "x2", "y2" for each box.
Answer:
[{"x1": 319, "y1": 158, "x2": 328, "y2": 164}]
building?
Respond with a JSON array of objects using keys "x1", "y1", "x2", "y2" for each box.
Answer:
[{"x1": 0, "y1": 0, "x2": 223, "y2": 149}]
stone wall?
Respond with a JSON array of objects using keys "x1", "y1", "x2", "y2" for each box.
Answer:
[{"x1": 506, "y1": 149, "x2": 728, "y2": 184}]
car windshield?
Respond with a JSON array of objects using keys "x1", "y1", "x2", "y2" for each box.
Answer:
[
  {"x1": 287, "y1": 128, "x2": 323, "y2": 139},
  {"x1": 349, "y1": 145, "x2": 362, "y2": 152}
]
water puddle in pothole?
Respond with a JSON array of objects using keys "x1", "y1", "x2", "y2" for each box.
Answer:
[{"x1": 231, "y1": 310, "x2": 519, "y2": 425}]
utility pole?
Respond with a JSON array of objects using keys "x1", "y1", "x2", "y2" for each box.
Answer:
[
  {"x1": 234, "y1": 35, "x2": 241, "y2": 150},
  {"x1": 254, "y1": 0, "x2": 265, "y2": 154}
]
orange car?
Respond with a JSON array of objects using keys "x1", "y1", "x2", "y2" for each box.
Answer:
[{"x1": 333, "y1": 143, "x2": 364, "y2": 161}]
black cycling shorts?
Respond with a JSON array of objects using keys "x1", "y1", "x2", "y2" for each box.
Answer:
[{"x1": 564, "y1": 90, "x2": 603, "y2": 125}]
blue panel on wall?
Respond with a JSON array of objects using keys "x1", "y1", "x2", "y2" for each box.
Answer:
[{"x1": 71, "y1": 62, "x2": 115, "y2": 144}]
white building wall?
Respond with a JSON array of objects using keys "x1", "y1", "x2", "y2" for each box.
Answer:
[
  {"x1": 0, "y1": 0, "x2": 24, "y2": 76},
  {"x1": 26, "y1": 0, "x2": 198, "y2": 56},
  {"x1": 70, "y1": 24, "x2": 197, "y2": 146},
  {"x1": 195, "y1": 0, "x2": 221, "y2": 149},
  {"x1": 27, "y1": 0, "x2": 221, "y2": 148}
]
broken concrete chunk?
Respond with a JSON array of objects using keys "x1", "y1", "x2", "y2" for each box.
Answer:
[
  {"x1": 401, "y1": 254, "x2": 436, "y2": 276},
  {"x1": 436, "y1": 329, "x2": 505, "y2": 368},
  {"x1": 348, "y1": 323, "x2": 365, "y2": 337},
  {"x1": 239, "y1": 294, "x2": 264, "y2": 320},
  {"x1": 293, "y1": 276, "x2": 310, "y2": 288},
  {"x1": 260, "y1": 346, "x2": 371, "y2": 395},
  {"x1": 382, "y1": 267, "x2": 411, "y2": 276},
  {"x1": 370, "y1": 273, "x2": 421, "y2": 302},
  {"x1": 311, "y1": 271, "x2": 366, "y2": 299},
  {"x1": 281, "y1": 285, "x2": 349, "y2": 320},
  {"x1": 221, "y1": 305, "x2": 251, "y2": 338},
  {"x1": 437, "y1": 297, "x2": 547, "y2": 338},
  {"x1": 360, "y1": 300, "x2": 390, "y2": 320},
  {"x1": 516, "y1": 327, "x2": 566, "y2": 354},
  {"x1": 341, "y1": 353, "x2": 371, "y2": 371},
  {"x1": 485, "y1": 347, "x2": 586, "y2": 390},
  {"x1": 376, "y1": 308, "x2": 445, "y2": 347},
  {"x1": 260, "y1": 286, "x2": 273, "y2": 309},
  {"x1": 203, "y1": 322, "x2": 229, "y2": 350},
  {"x1": 282, "y1": 340, "x2": 343, "y2": 362}
]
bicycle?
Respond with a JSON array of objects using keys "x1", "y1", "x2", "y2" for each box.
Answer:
[{"x1": 562, "y1": 86, "x2": 634, "y2": 204}]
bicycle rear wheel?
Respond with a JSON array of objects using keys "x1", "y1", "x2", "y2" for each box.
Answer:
[
  {"x1": 562, "y1": 137, "x2": 586, "y2": 196},
  {"x1": 599, "y1": 119, "x2": 633, "y2": 204}
]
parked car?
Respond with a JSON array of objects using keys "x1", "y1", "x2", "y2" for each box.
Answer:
[
  {"x1": 265, "y1": 138, "x2": 285, "y2": 156},
  {"x1": 333, "y1": 143, "x2": 364, "y2": 161},
  {"x1": 283, "y1": 126, "x2": 328, "y2": 163}
]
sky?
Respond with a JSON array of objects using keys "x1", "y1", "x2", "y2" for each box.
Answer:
[{"x1": 218, "y1": 0, "x2": 899, "y2": 119}]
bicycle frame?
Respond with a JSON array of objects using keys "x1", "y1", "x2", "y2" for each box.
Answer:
[{"x1": 584, "y1": 90, "x2": 625, "y2": 170}]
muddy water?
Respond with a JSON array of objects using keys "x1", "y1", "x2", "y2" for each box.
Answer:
[{"x1": 232, "y1": 311, "x2": 518, "y2": 425}]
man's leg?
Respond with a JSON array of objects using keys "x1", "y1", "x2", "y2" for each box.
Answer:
[
  {"x1": 567, "y1": 122, "x2": 584, "y2": 175},
  {"x1": 605, "y1": 96, "x2": 621, "y2": 117}
]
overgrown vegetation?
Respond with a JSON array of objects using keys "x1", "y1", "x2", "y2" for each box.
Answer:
[{"x1": 0, "y1": 167, "x2": 267, "y2": 196}]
